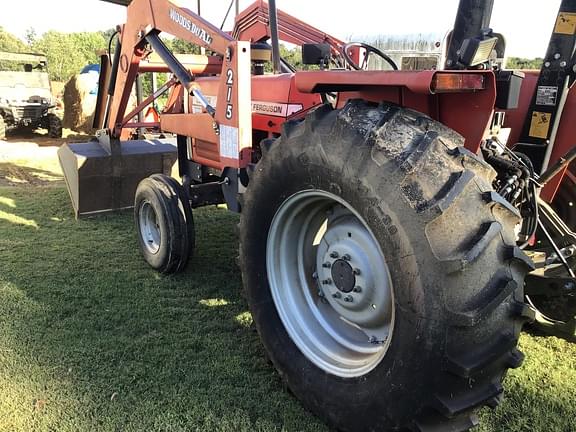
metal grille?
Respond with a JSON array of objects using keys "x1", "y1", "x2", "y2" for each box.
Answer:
[{"x1": 13, "y1": 106, "x2": 43, "y2": 120}]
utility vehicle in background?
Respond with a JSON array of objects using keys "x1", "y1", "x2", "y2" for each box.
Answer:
[{"x1": 0, "y1": 51, "x2": 62, "y2": 139}]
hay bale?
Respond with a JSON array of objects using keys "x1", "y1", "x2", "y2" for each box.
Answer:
[
  {"x1": 63, "y1": 73, "x2": 137, "y2": 134},
  {"x1": 63, "y1": 74, "x2": 97, "y2": 134}
]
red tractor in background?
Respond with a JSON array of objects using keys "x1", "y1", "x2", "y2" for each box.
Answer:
[{"x1": 58, "y1": 0, "x2": 576, "y2": 430}]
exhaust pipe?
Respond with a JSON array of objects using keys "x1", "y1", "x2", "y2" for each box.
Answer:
[{"x1": 268, "y1": 0, "x2": 282, "y2": 74}]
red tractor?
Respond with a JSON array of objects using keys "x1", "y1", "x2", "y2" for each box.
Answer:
[{"x1": 58, "y1": 0, "x2": 576, "y2": 430}]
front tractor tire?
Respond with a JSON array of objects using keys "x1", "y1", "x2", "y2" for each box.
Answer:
[
  {"x1": 239, "y1": 101, "x2": 532, "y2": 431},
  {"x1": 134, "y1": 174, "x2": 194, "y2": 274}
]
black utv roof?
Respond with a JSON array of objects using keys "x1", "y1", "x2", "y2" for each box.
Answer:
[
  {"x1": 0, "y1": 52, "x2": 47, "y2": 63},
  {"x1": 99, "y1": 0, "x2": 131, "y2": 5}
]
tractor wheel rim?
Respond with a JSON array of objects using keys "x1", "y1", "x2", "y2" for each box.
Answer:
[
  {"x1": 139, "y1": 200, "x2": 161, "y2": 254},
  {"x1": 267, "y1": 190, "x2": 395, "y2": 378}
]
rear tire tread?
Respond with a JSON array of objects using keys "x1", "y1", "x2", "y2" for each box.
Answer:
[
  {"x1": 482, "y1": 191, "x2": 522, "y2": 222},
  {"x1": 419, "y1": 170, "x2": 476, "y2": 215},
  {"x1": 433, "y1": 382, "x2": 503, "y2": 417},
  {"x1": 448, "y1": 146, "x2": 496, "y2": 180},
  {"x1": 448, "y1": 278, "x2": 517, "y2": 327},
  {"x1": 281, "y1": 118, "x2": 304, "y2": 139},
  {"x1": 400, "y1": 131, "x2": 439, "y2": 173},
  {"x1": 446, "y1": 333, "x2": 521, "y2": 378},
  {"x1": 414, "y1": 413, "x2": 479, "y2": 432},
  {"x1": 442, "y1": 221, "x2": 503, "y2": 274},
  {"x1": 511, "y1": 300, "x2": 537, "y2": 323},
  {"x1": 260, "y1": 137, "x2": 276, "y2": 157},
  {"x1": 505, "y1": 245, "x2": 536, "y2": 272}
]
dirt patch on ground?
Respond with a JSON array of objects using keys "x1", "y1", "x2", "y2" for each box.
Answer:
[
  {"x1": 0, "y1": 128, "x2": 92, "y2": 187},
  {"x1": 3, "y1": 128, "x2": 91, "y2": 147},
  {"x1": 0, "y1": 164, "x2": 50, "y2": 186}
]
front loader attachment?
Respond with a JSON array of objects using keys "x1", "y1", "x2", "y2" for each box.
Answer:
[
  {"x1": 57, "y1": 0, "x2": 250, "y2": 219},
  {"x1": 58, "y1": 136, "x2": 177, "y2": 218}
]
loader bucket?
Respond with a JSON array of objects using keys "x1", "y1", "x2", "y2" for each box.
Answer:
[{"x1": 58, "y1": 138, "x2": 177, "y2": 218}]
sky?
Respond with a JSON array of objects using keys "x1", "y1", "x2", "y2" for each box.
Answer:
[{"x1": 0, "y1": 0, "x2": 562, "y2": 58}]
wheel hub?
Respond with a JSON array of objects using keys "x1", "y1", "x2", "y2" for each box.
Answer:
[
  {"x1": 331, "y1": 259, "x2": 356, "y2": 293},
  {"x1": 315, "y1": 215, "x2": 392, "y2": 328}
]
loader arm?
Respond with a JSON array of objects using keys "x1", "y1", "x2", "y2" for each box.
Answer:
[{"x1": 107, "y1": 0, "x2": 252, "y2": 169}]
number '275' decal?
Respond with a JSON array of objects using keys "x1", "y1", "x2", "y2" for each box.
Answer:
[{"x1": 225, "y1": 69, "x2": 233, "y2": 120}]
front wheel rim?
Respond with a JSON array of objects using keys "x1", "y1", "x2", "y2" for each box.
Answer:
[
  {"x1": 267, "y1": 190, "x2": 395, "y2": 378},
  {"x1": 139, "y1": 200, "x2": 161, "y2": 254}
]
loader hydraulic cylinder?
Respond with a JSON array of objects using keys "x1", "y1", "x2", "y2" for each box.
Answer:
[{"x1": 145, "y1": 31, "x2": 194, "y2": 91}]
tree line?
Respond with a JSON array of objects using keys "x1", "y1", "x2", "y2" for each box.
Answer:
[
  {"x1": 0, "y1": 26, "x2": 200, "y2": 83},
  {"x1": 0, "y1": 27, "x2": 110, "y2": 81}
]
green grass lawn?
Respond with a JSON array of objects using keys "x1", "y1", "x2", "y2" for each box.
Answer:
[{"x1": 0, "y1": 185, "x2": 574, "y2": 432}]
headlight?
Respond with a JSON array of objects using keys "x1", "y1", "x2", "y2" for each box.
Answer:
[{"x1": 458, "y1": 36, "x2": 498, "y2": 67}]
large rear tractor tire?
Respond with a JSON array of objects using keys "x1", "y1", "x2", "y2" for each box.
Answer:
[
  {"x1": 46, "y1": 113, "x2": 63, "y2": 138},
  {"x1": 239, "y1": 101, "x2": 533, "y2": 431},
  {"x1": 134, "y1": 174, "x2": 194, "y2": 274}
]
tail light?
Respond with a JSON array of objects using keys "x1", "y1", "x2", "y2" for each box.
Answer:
[{"x1": 431, "y1": 73, "x2": 486, "y2": 93}]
